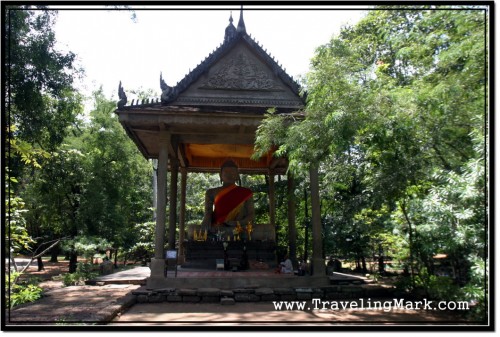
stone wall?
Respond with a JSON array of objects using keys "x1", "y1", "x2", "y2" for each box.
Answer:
[{"x1": 131, "y1": 285, "x2": 396, "y2": 305}]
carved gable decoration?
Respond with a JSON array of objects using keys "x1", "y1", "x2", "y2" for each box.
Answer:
[
  {"x1": 199, "y1": 53, "x2": 283, "y2": 92},
  {"x1": 173, "y1": 41, "x2": 304, "y2": 109}
]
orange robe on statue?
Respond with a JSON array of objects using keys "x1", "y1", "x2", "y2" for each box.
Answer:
[{"x1": 213, "y1": 184, "x2": 253, "y2": 225}]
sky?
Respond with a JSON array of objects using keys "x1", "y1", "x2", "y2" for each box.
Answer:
[{"x1": 52, "y1": 5, "x2": 368, "y2": 110}]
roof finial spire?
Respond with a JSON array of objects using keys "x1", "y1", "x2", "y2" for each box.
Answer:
[
  {"x1": 224, "y1": 10, "x2": 237, "y2": 42},
  {"x1": 237, "y1": 5, "x2": 246, "y2": 33}
]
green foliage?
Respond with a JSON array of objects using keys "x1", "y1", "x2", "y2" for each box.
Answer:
[
  {"x1": 9, "y1": 284, "x2": 43, "y2": 308},
  {"x1": 62, "y1": 235, "x2": 111, "y2": 261},
  {"x1": 255, "y1": 7, "x2": 488, "y2": 315},
  {"x1": 73, "y1": 90, "x2": 152, "y2": 250},
  {"x1": 7, "y1": 271, "x2": 43, "y2": 308},
  {"x1": 415, "y1": 268, "x2": 461, "y2": 300},
  {"x1": 22, "y1": 147, "x2": 86, "y2": 241},
  {"x1": 8, "y1": 125, "x2": 51, "y2": 169},
  {"x1": 19, "y1": 89, "x2": 153, "y2": 266},
  {"x1": 457, "y1": 256, "x2": 487, "y2": 321},
  {"x1": 124, "y1": 221, "x2": 155, "y2": 263},
  {"x1": 5, "y1": 169, "x2": 33, "y2": 256},
  {"x1": 5, "y1": 6, "x2": 83, "y2": 152},
  {"x1": 5, "y1": 6, "x2": 82, "y2": 271},
  {"x1": 62, "y1": 262, "x2": 98, "y2": 286}
]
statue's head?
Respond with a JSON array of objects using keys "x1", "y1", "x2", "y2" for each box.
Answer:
[
  {"x1": 221, "y1": 159, "x2": 238, "y2": 171},
  {"x1": 220, "y1": 159, "x2": 240, "y2": 185}
]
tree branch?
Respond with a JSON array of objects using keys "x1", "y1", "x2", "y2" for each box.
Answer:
[{"x1": 17, "y1": 237, "x2": 68, "y2": 275}]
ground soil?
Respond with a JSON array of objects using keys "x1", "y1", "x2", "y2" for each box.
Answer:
[
  {"x1": 8, "y1": 257, "x2": 484, "y2": 327},
  {"x1": 10, "y1": 257, "x2": 140, "y2": 291}
]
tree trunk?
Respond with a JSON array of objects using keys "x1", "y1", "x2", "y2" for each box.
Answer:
[
  {"x1": 113, "y1": 248, "x2": 118, "y2": 268},
  {"x1": 37, "y1": 256, "x2": 45, "y2": 271},
  {"x1": 69, "y1": 251, "x2": 78, "y2": 273},
  {"x1": 400, "y1": 200, "x2": 415, "y2": 288},
  {"x1": 50, "y1": 244, "x2": 60, "y2": 262},
  {"x1": 361, "y1": 256, "x2": 367, "y2": 273},
  {"x1": 378, "y1": 254, "x2": 385, "y2": 274}
]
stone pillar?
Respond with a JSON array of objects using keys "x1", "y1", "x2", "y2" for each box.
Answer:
[
  {"x1": 310, "y1": 163, "x2": 325, "y2": 276},
  {"x1": 287, "y1": 172, "x2": 297, "y2": 266},
  {"x1": 268, "y1": 170, "x2": 276, "y2": 229},
  {"x1": 152, "y1": 159, "x2": 158, "y2": 221},
  {"x1": 150, "y1": 131, "x2": 169, "y2": 281},
  {"x1": 168, "y1": 159, "x2": 178, "y2": 250},
  {"x1": 178, "y1": 167, "x2": 187, "y2": 264}
]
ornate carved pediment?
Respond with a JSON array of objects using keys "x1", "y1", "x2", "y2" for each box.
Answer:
[{"x1": 200, "y1": 53, "x2": 283, "y2": 92}]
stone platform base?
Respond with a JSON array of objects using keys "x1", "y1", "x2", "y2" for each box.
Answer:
[
  {"x1": 132, "y1": 284, "x2": 397, "y2": 305},
  {"x1": 147, "y1": 275, "x2": 330, "y2": 289}
]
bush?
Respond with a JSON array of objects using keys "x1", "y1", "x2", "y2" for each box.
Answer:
[
  {"x1": 10, "y1": 284, "x2": 43, "y2": 308},
  {"x1": 7, "y1": 271, "x2": 43, "y2": 308},
  {"x1": 63, "y1": 262, "x2": 98, "y2": 286}
]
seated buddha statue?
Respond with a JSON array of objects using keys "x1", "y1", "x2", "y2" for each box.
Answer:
[{"x1": 201, "y1": 159, "x2": 255, "y2": 239}]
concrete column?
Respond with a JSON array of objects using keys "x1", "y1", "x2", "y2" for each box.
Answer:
[
  {"x1": 178, "y1": 167, "x2": 187, "y2": 264},
  {"x1": 310, "y1": 163, "x2": 325, "y2": 276},
  {"x1": 287, "y1": 172, "x2": 297, "y2": 266},
  {"x1": 150, "y1": 131, "x2": 169, "y2": 281},
  {"x1": 168, "y1": 159, "x2": 178, "y2": 250}
]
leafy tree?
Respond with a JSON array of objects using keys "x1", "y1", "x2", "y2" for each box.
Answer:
[
  {"x1": 5, "y1": 7, "x2": 83, "y2": 151},
  {"x1": 5, "y1": 172, "x2": 33, "y2": 263},
  {"x1": 22, "y1": 146, "x2": 86, "y2": 271},
  {"x1": 255, "y1": 7, "x2": 487, "y2": 315},
  {"x1": 76, "y1": 90, "x2": 153, "y2": 261},
  {"x1": 5, "y1": 6, "x2": 83, "y2": 272},
  {"x1": 20, "y1": 89, "x2": 153, "y2": 272}
]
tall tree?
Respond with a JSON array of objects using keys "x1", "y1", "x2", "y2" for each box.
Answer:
[
  {"x1": 5, "y1": 6, "x2": 83, "y2": 178},
  {"x1": 4, "y1": 7, "x2": 83, "y2": 268},
  {"x1": 76, "y1": 90, "x2": 152, "y2": 260},
  {"x1": 22, "y1": 89, "x2": 153, "y2": 271},
  {"x1": 255, "y1": 7, "x2": 488, "y2": 308}
]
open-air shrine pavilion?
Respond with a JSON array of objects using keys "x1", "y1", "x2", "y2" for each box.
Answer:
[{"x1": 114, "y1": 10, "x2": 328, "y2": 289}]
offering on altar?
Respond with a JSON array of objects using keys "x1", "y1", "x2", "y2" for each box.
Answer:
[
  {"x1": 233, "y1": 221, "x2": 243, "y2": 241},
  {"x1": 194, "y1": 228, "x2": 207, "y2": 241},
  {"x1": 246, "y1": 221, "x2": 253, "y2": 241}
]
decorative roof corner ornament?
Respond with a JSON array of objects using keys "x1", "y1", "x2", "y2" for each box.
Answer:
[
  {"x1": 160, "y1": 72, "x2": 178, "y2": 104},
  {"x1": 117, "y1": 81, "x2": 127, "y2": 108},
  {"x1": 224, "y1": 11, "x2": 237, "y2": 43}
]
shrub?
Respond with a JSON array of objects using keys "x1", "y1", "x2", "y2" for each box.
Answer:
[
  {"x1": 62, "y1": 262, "x2": 98, "y2": 286},
  {"x1": 10, "y1": 284, "x2": 43, "y2": 308},
  {"x1": 7, "y1": 271, "x2": 43, "y2": 308}
]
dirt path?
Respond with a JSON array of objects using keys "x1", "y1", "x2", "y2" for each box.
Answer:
[{"x1": 112, "y1": 300, "x2": 472, "y2": 326}]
